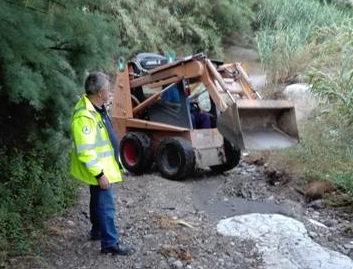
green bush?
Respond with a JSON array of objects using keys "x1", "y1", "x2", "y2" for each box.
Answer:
[
  {"x1": 0, "y1": 138, "x2": 77, "y2": 266},
  {"x1": 0, "y1": 0, "x2": 257, "y2": 265},
  {"x1": 109, "y1": 0, "x2": 255, "y2": 58}
]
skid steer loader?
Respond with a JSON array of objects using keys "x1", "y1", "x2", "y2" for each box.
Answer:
[{"x1": 110, "y1": 53, "x2": 299, "y2": 180}]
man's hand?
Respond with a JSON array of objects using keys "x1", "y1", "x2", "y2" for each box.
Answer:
[{"x1": 98, "y1": 174, "x2": 110, "y2": 189}]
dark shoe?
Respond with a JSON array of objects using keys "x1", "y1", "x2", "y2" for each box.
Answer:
[{"x1": 101, "y1": 243, "x2": 133, "y2": 256}]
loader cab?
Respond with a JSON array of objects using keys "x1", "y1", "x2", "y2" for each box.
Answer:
[
  {"x1": 148, "y1": 81, "x2": 194, "y2": 129},
  {"x1": 127, "y1": 53, "x2": 169, "y2": 120},
  {"x1": 127, "y1": 52, "x2": 214, "y2": 129},
  {"x1": 146, "y1": 79, "x2": 217, "y2": 130},
  {"x1": 128, "y1": 52, "x2": 170, "y2": 106},
  {"x1": 188, "y1": 82, "x2": 217, "y2": 128}
]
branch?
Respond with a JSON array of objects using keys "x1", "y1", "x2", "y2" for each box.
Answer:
[
  {"x1": 5, "y1": 0, "x2": 46, "y2": 14},
  {"x1": 49, "y1": 46, "x2": 75, "y2": 52},
  {"x1": 48, "y1": 40, "x2": 75, "y2": 51}
]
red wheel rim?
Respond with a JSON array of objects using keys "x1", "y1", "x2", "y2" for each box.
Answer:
[{"x1": 123, "y1": 140, "x2": 137, "y2": 166}]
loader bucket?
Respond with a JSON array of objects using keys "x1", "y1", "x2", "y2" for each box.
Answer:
[{"x1": 217, "y1": 100, "x2": 299, "y2": 150}]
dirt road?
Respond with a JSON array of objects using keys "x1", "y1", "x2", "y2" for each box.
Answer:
[{"x1": 9, "y1": 156, "x2": 353, "y2": 269}]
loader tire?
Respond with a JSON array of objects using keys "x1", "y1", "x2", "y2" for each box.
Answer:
[
  {"x1": 119, "y1": 132, "x2": 153, "y2": 175},
  {"x1": 156, "y1": 137, "x2": 195, "y2": 180},
  {"x1": 210, "y1": 139, "x2": 241, "y2": 173}
]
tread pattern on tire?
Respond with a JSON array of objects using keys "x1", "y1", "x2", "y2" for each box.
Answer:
[
  {"x1": 156, "y1": 137, "x2": 195, "y2": 180},
  {"x1": 119, "y1": 132, "x2": 153, "y2": 175}
]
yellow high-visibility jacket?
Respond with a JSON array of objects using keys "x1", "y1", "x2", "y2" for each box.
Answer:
[{"x1": 70, "y1": 95, "x2": 122, "y2": 185}]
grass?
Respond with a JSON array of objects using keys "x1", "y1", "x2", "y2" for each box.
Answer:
[
  {"x1": 268, "y1": 119, "x2": 353, "y2": 194},
  {"x1": 255, "y1": 0, "x2": 352, "y2": 85},
  {"x1": 254, "y1": 0, "x2": 353, "y2": 194}
]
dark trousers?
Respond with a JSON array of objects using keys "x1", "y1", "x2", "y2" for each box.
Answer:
[{"x1": 191, "y1": 111, "x2": 211, "y2": 129}]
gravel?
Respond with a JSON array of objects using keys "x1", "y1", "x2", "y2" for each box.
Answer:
[{"x1": 8, "y1": 158, "x2": 353, "y2": 269}]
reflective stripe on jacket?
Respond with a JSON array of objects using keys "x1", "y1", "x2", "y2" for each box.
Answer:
[{"x1": 70, "y1": 95, "x2": 122, "y2": 185}]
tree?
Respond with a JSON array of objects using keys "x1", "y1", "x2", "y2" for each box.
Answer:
[
  {"x1": 0, "y1": 0, "x2": 256, "y2": 263},
  {"x1": 0, "y1": 0, "x2": 122, "y2": 151},
  {"x1": 0, "y1": 0, "x2": 122, "y2": 261}
]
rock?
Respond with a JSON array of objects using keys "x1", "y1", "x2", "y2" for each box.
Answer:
[
  {"x1": 308, "y1": 231, "x2": 318, "y2": 239},
  {"x1": 171, "y1": 260, "x2": 183, "y2": 269},
  {"x1": 282, "y1": 83, "x2": 318, "y2": 121},
  {"x1": 344, "y1": 244, "x2": 353, "y2": 250},
  {"x1": 133, "y1": 260, "x2": 144, "y2": 269},
  {"x1": 67, "y1": 220, "x2": 75, "y2": 227},
  {"x1": 307, "y1": 218, "x2": 329, "y2": 229},
  {"x1": 307, "y1": 199, "x2": 323, "y2": 209},
  {"x1": 143, "y1": 234, "x2": 155, "y2": 245},
  {"x1": 217, "y1": 213, "x2": 353, "y2": 269}
]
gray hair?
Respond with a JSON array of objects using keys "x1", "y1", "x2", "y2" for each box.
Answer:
[{"x1": 84, "y1": 71, "x2": 110, "y2": 95}]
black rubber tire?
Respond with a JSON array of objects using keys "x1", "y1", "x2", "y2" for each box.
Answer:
[
  {"x1": 210, "y1": 139, "x2": 241, "y2": 173},
  {"x1": 156, "y1": 137, "x2": 195, "y2": 180},
  {"x1": 119, "y1": 132, "x2": 153, "y2": 174}
]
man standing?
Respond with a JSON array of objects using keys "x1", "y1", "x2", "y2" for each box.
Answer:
[{"x1": 70, "y1": 71, "x2": 132, "y2": 255}]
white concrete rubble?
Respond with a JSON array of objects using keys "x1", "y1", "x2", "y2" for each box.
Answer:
[
  {"x1": 217, "y1": 213, "x2": 353, "y2": 269},
  {"x1": 282, "y1": 83, "x2": 318, "y2": 121}
]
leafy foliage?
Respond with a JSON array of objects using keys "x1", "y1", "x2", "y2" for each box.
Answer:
[
  {"x1": 0, "y1": 0, "x2": 122, "y2": 150},
  {"x1": 0, "y1": 2, "x2": 120, "y2": 261},
  {"x1": 0, "y1": 138, "x2": 77, "y2": 263},
  {"x1": 0, "y1": 0, "x2": 256, "y2": 265},
  {"x1": 308, "y1": 26, "x2": 353, "y2": 125},
  {"x1": 97, "y1": 0, "x2": 256, "y2": 58}
]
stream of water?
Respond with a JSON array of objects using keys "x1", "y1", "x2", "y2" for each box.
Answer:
[{"x1": 223, "y1": 44, "x2": 267, "y2": 92}]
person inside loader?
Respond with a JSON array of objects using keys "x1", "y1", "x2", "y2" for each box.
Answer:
[
  {"x1": 160, "y1": 84, "x2": 181, "y2": 110},
  {"x1": 189, "y1": 98, "x2": 211, "y2": 129},
  {"x1": 161, "y1": 84, "x2": 211, "y2": 129}
]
